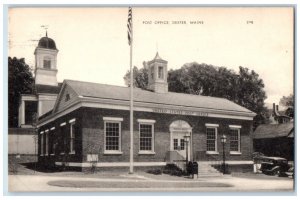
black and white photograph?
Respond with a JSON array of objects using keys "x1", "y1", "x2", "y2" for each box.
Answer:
[{"x1": 6, "y1": 5, "x2": 295, "y2": 193}]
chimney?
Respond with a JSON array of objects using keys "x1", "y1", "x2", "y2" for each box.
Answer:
[{"x1": 272, "y1": 103, "x2": 280, "y2": 124}]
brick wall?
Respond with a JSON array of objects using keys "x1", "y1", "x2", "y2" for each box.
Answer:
[
  {"x1": 38, "y1": 106, "x2": 254, "y2": 166},
  {"x1": 38, "y1": 109, "x2": 84, "y2": 165},
  {"x1": 193, "y1": 117, "x2": 253, "y2": 161},
  {"x1": 81, "y1": 107, "x2": 253, "y2": 163}
]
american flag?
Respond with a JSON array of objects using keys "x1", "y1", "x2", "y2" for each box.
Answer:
[{"x1": 127, "y1": 7, "x2": 132, "y2": 45}]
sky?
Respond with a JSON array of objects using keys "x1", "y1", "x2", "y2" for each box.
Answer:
[{"x1": 8, "y1": 7, "x2": 294, "y2": 108}]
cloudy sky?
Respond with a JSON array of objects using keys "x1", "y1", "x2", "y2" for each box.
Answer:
[{"x1": 8, "y1": 7, "x2": 294, "y2": 107}]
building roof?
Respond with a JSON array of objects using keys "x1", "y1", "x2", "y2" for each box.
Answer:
[
  {"x1": 37, "y1": 36, "x2": 57, "y2": 50},
  {"x1": 65, "y1": 79, "x2": 254, "y2": 114},
  {"x1": 37, "y1": 79, "x2": 257, "y2": 127},
  {"x1": 253, "y1": 122, "x2": 294, "y2": 139},
  {"x1": 154, "y1": 52, "x2": 163, "y2": 60},
  {"x1": 148, "y1": 52, "x2": 167, "y2": 64},
  {"x1": 35, "y1": 83, "x2": 62, "y2": 94}
]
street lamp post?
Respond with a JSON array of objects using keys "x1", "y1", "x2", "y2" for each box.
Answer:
[
  {"x1": 221, "y1": 134, "x2": 227, "y2": 174},
  {"x1": 183, "y1": 135, "x2": 190, "y2": 170}
]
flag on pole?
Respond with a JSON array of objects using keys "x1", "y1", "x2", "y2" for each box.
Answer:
[
  {"x1": 127, "y1": 6, "x2": 134, "y2": 174},
  {"x1": 127, "y1": 7, "x2": 132, "y2": 45}
]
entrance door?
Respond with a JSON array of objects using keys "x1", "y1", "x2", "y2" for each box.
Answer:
[
  {"x1": 169, "y1": 120, "x2": 192, "y2": 161},
  {"x1": 172, "y1": 132, "x2": 187, "y2": 158}
]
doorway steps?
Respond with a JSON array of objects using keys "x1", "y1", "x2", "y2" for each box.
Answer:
[{"x1": 197, "y1": 162, "x2": 223, "y2": 177}]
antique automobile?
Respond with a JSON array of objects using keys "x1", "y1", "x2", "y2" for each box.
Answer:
[{"x1": 260, "y1": 156, "x2": 292, "y2": 176}]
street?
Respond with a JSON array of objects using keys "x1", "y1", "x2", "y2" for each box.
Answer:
[{"x1": 8, "y1": 172, "x2": 294, "y2": 192}]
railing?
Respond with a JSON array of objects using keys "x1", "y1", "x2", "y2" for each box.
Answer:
[
  {"x1": 173, "y1": 160, "x2": 186, "y2": 171},
  {"x1": 165, "y1": 151, "x2": 186, "y2": 171}
]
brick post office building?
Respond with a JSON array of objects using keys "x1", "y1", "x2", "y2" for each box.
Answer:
[{"x1": 37, "y1": 53, "x2": 256, "y2": 172}]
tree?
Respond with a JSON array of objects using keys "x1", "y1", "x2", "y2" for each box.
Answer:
[
  {"x1": 123, "y1": 64, "x2": 148, "y2": 89},
  {"x1": 236, "y1": 66, "x2": 267, "y2": 114},
  {"x1": 279, "y1": 94, "x2": 294, "y2": 108},
  {"x1": 279, "y1": 94, "x2": 294, "y2": 117},
  {"x1": 8, "y1": 57, "x2": 34, "y2": 127}
]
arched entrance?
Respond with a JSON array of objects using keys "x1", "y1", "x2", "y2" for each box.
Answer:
[{"x1": 169, "y1": 120, "x2": 192, "y2": 161}]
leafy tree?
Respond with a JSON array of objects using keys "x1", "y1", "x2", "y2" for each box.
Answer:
[
  {"x1": 8, "y1": 57, "x2": 34, "y2": 127},
  {"x1": 279, "y1": 94, "x2": 294, "y2": 108},
  {"x1": 236, "y1": 66, "x2": 267, "y2": 114},
  {"x1": 124, "y1": 65, "x2": 148, "y2": 89},
  {"x1": 279, "y1": 94, "x2": 294, "y2": 117}
]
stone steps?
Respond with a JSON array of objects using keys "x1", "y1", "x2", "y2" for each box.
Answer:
[{"x1": 197, "y1": 162, "x2": 223, "y2": 177}]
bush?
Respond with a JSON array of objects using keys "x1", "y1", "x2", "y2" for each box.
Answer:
[{"x1": 147, "y1": 169, "x2": 162, "y2": 175}]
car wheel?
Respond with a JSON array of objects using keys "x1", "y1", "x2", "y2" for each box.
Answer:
[{"x1": 273, "y1": 169, "x2": 280, "y2": 176}]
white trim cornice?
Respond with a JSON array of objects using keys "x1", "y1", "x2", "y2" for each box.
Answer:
[
  {"x1": 37, "y1": 96, "x2": 255, "y2": 127},
  {"x1": 21, "y1": 95, "x2": 38, "y2": 101},
  {"x1": 229, "y1": 125, "x2": 242, "y2": 129},
  {"x1": 38, "y1": 94, "x2": 58, "y2": 101},
  {"x1": 69, "y1": 118, "x2": 76, "y2": 123},
  {"x1": 137, "y1": 119, "x2": 156, "y2": 123},
  {"x1": 205, "y1": 123, "x2": 219, "y2": 127},
  {"x1": 103, "y1": 117, "x2": 124, "y2": 122}
]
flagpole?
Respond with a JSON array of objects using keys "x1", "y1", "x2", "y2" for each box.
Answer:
[{"x1": 129, "y1": 7, "x2": 134, "y2": 174}]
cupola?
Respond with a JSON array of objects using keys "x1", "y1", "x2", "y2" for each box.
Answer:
[
  {"x1": 146, "y1": 52, "x2": 168, "y2": 93},
  {"x1": 34, "y1": 31, "x2": 59, "y2": 86}
]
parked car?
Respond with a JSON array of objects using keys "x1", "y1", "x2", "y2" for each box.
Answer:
[{"x1": 260, "y1": 156, "x2": 292, "y2": 176}]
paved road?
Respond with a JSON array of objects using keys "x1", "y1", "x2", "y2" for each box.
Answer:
[{"x1": 7, "y1": 174, "x2": 294, "y2": 193}]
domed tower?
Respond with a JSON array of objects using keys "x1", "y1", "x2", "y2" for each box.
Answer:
[
  {"x1": 146, "y1": 52, "x2": 168, "y2": 93},
  {"x1": 34, "y1": 32, "x2": 58, "y2": 86}
]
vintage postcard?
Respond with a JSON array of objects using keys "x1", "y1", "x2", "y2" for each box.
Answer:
[{"x1": 7, "y1": 6, "x2": 294, "y2": 193}]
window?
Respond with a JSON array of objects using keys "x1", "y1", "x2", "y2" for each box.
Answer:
[
  {"x1": 206, "y1": 128, "x2": 217, "y2": 151},
  {"x1": 158, "y1": 66, "x2": 164, "y2": 79},
  {"x1": 139, "y1": 124, "x2": 154, "y2": 152},
  {"x1": 69, "y1": 120, "x2": 76, "y2": 154},
  {"x1": 105, "y1": 122, "x2": 120, "y2": 151},
  {"x1": 173, "y1": 139, "x2": 178, "y2": 150},
  {"x1": 45, "y1": 130, "x2": 49, "y2": 155},
  {"x1": 49, "y1": 127, "x2": 55, "y2": 155},
  {"x1": 43, "y1": 59, "x2": 51, "y2": 69},
  {"x1": 230, "y1": 128, "x2": 241, "y2": 153},
  {"x1": 173, "y1": 138, "x2": 185, "y2": 150},
  {"x1": 138, "y1": 119, "x2": 155, "y2": 154},
  {"x1": 65, "y1": 94, "x2": 70, "y2": 102},
  {"x1": 40, "y1": 131, "x2": 44, "y2": 155},
  {"x1": 103, "y1": 117, "x2": 123, "y2": 153},
  {"x1": 180, "y1": 139, "x2": 185, "y2": 150},
  {"x1": 139, "y1": 124, "x2": 152, "y2": 151},
  {"x1": 60, "y1": 122, "x2": 66, "y2": 154},
  {"x1": 205, "y1": 124, "x2": 219, "y2": 153}
]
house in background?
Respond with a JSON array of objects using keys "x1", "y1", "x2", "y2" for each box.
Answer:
[
  {"x1": 253, "y1": 104, "x2": 294, "y2": 161},
  {"x1": 9, "y1": 33, "x2": 61, "y2": 162},
  {"x1": 18, "y1": 33, "x2": 62, "y2": 127}
]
